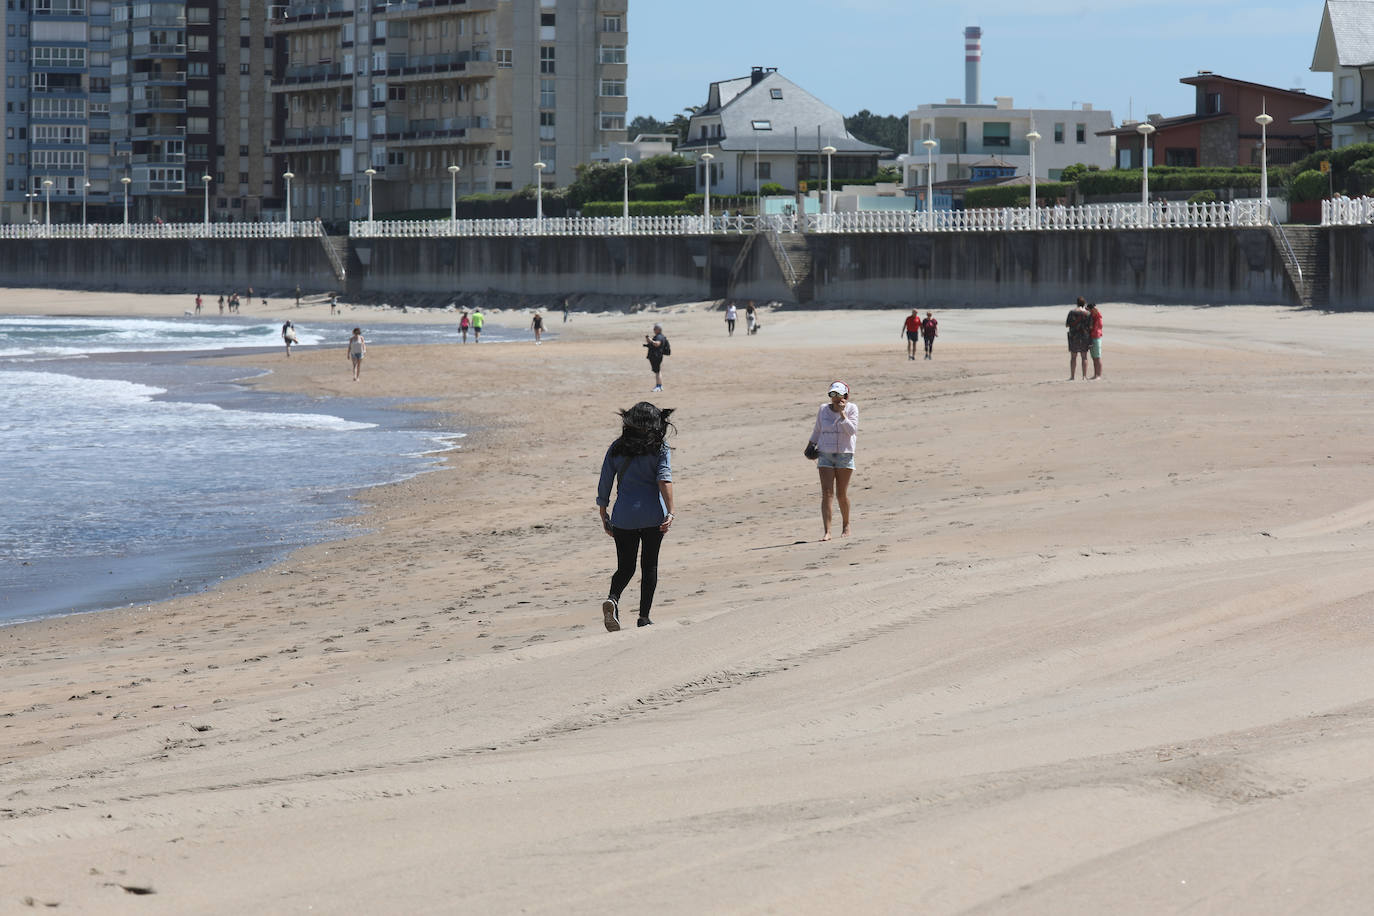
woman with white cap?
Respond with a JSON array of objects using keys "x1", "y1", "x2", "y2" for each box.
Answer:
[{"x1": 806, "y1": 381, "x2": 858, "y2": 540}]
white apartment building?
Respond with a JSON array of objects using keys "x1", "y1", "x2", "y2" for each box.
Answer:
[
  {"x1": 898, "y1": 97, "x2": 1115, "y2": 188},
  {"x1": 269, "y1": 0, "x2": 628, "y2": 222}
]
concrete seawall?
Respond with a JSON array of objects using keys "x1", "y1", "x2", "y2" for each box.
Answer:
[
  {"x1": 1327, "y1": 227, "x2": 1373, "y2": 309},
  {"x1": 0, "y1": 227, "x2": 1300, "y2": 307}
]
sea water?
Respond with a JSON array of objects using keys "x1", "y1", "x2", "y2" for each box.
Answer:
[{"x1": 0, "y1": 314, "x2": 504, "y2": 626}]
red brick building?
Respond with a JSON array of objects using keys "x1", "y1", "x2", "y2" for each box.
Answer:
[{"x1": 1099, "y1": 73, "x2": 1329, "y2": 170}]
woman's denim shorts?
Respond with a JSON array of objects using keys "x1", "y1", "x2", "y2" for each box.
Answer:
[{"x1": 817, "y1": 451, "x2": 855, "y2": 470}]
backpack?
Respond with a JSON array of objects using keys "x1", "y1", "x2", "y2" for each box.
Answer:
[{"x1": 660, "y1": 336, "x2": 671, "y2": 356}]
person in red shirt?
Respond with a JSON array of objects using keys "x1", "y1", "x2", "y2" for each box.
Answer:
[
  {"x1": 1087, "y1": 303, "x2": 1104, "y2": 379},
  {"x1": 901, "y1": 309, "x2": 921, "y2": 360},
  {"x1": 921, "y1": 312, "x2": 938, "y2": 359}
]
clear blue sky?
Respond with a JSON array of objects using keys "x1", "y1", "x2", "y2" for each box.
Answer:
[{"x1": 627, "y1": 0, "x2": 1329, "y2": 138}]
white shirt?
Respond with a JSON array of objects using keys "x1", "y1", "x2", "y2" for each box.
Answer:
[{"x1": 810, "y1": 402, "x2": 858, "y2": 454}]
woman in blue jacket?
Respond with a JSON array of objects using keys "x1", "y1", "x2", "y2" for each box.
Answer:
[{"x1": 596, "y1": 402, "x2": 676, "y2": 631}]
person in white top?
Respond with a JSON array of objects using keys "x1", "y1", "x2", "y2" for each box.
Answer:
[
  {"x1": 725, "y1": 303, "x2": 737, "y2": 336},
  {"x1": 806, "y1": 380, "x2": 858, "y2": 541},
  {"x1": 347, "y1": 327, "x2": 366, "y2": 381}
]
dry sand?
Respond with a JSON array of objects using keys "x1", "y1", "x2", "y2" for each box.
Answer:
[{"x1": 3, "y1": 292, "x2": 1374, "y2": 914}]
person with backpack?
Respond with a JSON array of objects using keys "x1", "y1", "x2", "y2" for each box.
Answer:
[{"x1": 645, "y1": 323, "x2": 670, "y2": 392}]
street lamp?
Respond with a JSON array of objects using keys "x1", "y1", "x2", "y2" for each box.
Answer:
[
  {"x1": 701, "y1": 152, "x2": 714, "y2": 228},
  {"x1": 1256, "y1": 106, "x2": 1274, "y2": 220},
  {"x1": 364, "y1": 167, "x2": 376, "y2": 224},
  {"x1": 1026, "y1": 130, "x2": 1041, "y2": 226},
  {"x1": 121, "y1": 176, "x2": 131, "y2": 230},
  {"x1": 822, "y1": 145, "x2": 836, "y2": 218},
  {"x1": 25, "y1": 191, "x2": 33, "y2": 225},
  {"x1": 42, "y1": 179, "x2": 52, "y2": 229},
  {"x1": 202, "y1": 174, "x2": 211, "y2": 230},
  {"x1": 282, "y1": 171, "x2": 295, "y2": 229},
  {"x1": 1137, "y1": 121, "x2": 1156, "y2": 224},
  {"x1": 620, "y1": 156, "x2": 633, "y2": 224},
  {"x1": 922, "y1": 138, "x2": 937, "y2": 223},
  {"x1": 82, "y1": 178, "x2": 90, "y2": 229},
  {"x1": 534, "y1": 161, "x2": 546, "y2": 226},
  {"x1": 447, "y1": 164, "x2": 460, "y2": 226}
]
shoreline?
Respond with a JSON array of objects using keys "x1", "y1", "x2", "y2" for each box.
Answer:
[{"x1": 5, "y1": 294, "x2": 1374, "y2": 911}]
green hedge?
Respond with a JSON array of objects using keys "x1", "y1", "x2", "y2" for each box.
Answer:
[
  {"x1": 581, "y1": 200, "x2": 693, "y2": 217},
  {"x1": 965, "y1": 182, "x2": 1073, "y2": 208},
  {"x1": 1077, "y1": 167, "x2": 1260, "y2": 195}
]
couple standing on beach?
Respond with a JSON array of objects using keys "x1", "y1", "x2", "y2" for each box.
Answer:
[
  {"x1": 902, "y1": 310, "x2": 938, "y2": 360},
  {"x1": 1066, "y1": 298, "x2": 1104, "y2": 380},
  {"x1": 594, "y1": 379, "x2": 858, "y2": 632}
]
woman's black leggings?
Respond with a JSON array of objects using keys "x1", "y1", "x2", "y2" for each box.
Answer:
[{"x1": 609, "y1": 525, "x2": 665, "y2": 617}]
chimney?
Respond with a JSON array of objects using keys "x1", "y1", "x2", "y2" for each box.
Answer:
[
  {"x1": 964, "y1": 26, "x2": 982, "y2": 104},
  {"x1": 751, "y1": 66, "x2": 765, "y2": 85}
]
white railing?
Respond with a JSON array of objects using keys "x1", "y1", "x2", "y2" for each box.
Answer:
[
  {"x1": 1322, "y1": 196, "x2": 1374, "y2": 226},
  {"x1": 0, "y1": 221, "x2": 324, "y2": 239},
  {"x1": 349, "y1": 213, "x2": 806, "y2": 238},
  {"x1": 807, "y1": 200, "x2": 1268, "y2": 234}
]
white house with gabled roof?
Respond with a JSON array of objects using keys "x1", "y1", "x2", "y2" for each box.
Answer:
[
  {"x1": 1309, "y1": 0, "x2": 1374, "y2": 148},
  {"x1": 676, "y1": 67, "x2": 890, "y2": 196}
]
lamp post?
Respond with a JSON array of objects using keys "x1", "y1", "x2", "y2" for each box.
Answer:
[
  {"x1": 82, "y1": 178, "x2": 89, "y2": 229},
  {"x1": 822, "y1": 144, "x2": 836, "y2": 218},
  {"x1": 42, "y1": 179, "x2": 52, "y2": 230},
  {"x1": 922, "y1": 138, "x2": 937, "y2": 225},
  {"x1": 202, "y1": 174, "x2": 211, "y2": 231},
  {"x1": 121, "y1": 176, "x2": 131, "y2": 230},
  {"x1": 1026, "y1": 130, "x2": 1041, "y2": 227},
  {"x1": 1137, "y1": 121, "x2": 1156, "y2": 225},
  {"x1": 282, "y1": 171, "x2": 295, "y2": 230},
  {"x1": 1256, "y1": 106, "x2": 1274, "y2": 221},
  {"x1": 620, "y1": 156, "x2": 633, "y2": 226},
  {"x1": 701, "y1": 152, "x2": 714, "y2": 229},
  {"x1": 534, "y1": 161, "x2": 546, "y2": 227},
  {"x1": 25, "y1": 191, "x2": 33, "y2": 225},
  {"x1": 364, "y1": 167, "x2": 376, "y2": 225},
  {"x1": 447, "y1": 164, "x2": 460, "y2": 227}
]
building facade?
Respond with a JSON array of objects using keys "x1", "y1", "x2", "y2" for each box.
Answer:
[
  {"x1": 269, "y1": 0, "x2": 628, "y2": 223},
  {"x1": 1101, "y1": 74, "x2": 1326, "y2": 170},
  {"x1": 1310, "y1": 0, "x2": 1374, "y2": 149},
  {"x1": 899, "y1": 97, "x2": 1115, "y2": 191},
  {"x1": 676, "y1": 67, "x2": 889, "y2": 197}
]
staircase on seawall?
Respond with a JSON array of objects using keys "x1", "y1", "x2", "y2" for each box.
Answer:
[
  {"x1": 770, "y1": 231, "x2": 815, "y2": 302},
  {"x1": 1272, "y1": 225, "x2": 1328, "y2": 308},
  {"x1": 318, "y1": 232, "x2": 349, "y2": 286}
]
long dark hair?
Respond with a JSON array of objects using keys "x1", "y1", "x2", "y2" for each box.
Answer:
[{"x1": 609, "y1": 401, "x2": 675, "y2": 457}]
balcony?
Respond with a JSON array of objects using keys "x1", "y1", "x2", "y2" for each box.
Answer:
[
  {"x1": 132, "y1": 96, "x2": 187, "y2": 113},
  {"x1": 373, "y1": 0, "x2": 498, "y2": 19},
  {"x1": 275, "y1": 125, "x2": 350, "y2": 149},
  {"x1": 272, "y1": 63, "x2": 350, "y2": 89},
  {"x1": 132, "y1": 70, "x2": 186, "y2": 86},
  {"x1": 380, "y1": 51, "x2": 494, "y2": 82},
  {"x1": 131, "y1": 43, "x2": 188, "y2": 59},
  {"x1": 374, "y1": 117, "x2": 493, "y2": 147},
  {"x1": 271, "y1": 0, "x2": 353, "y2": 28},
  {"x1": 919, "y1": 137, "x2": 1031, "y2": 158}
]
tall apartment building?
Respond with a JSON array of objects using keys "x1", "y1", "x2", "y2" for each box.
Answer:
[{"x1": 269, "y1": 0, "x2": 628, "y2": 223}]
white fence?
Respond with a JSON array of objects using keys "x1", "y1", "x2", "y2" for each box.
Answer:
[
  {"x1": 1322, "y1": 196, "x2": 1374, "y2": 226},
  {"x1": 350, "y1": 201, "x2": 1271, "y2": 238},
  {"x1": 0, "y1": 221, "x2": 324, "y2": 240}
]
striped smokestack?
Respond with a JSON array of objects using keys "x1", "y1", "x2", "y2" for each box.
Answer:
[{"x1": 964, "y1": 26, "x2": 982, "y2": 104}]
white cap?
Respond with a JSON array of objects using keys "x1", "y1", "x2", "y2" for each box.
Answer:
[{"x1": 828, "y1": 381, "x2": 849, "y2": 397}]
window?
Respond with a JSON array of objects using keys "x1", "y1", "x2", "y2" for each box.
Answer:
[
  {"x1": 239, "y1": 171, "x2": 249, "y2": 183},
  {"x1": 388, "y1": 85, "x2": 406, "y2": 101},
  {"x1": 770, "y1": 88, "x2": 783, "y2": 100},
  {"x1": 540, "y1": 12, "x2": 554, "y2": 26},
  {"x1": 496, "y1": 149, "x2": 510, "y2": 168},
  {"x1": 540, "y1": 46, "x2": 555, "y2": 74},
  {"x1": 982, "y1": 122, "x2": 1010, "y2": 147},
  {"x1": 754, "y1": 161, "x2": 771, "y2": 180},
  {"x1": 1207, "y1": 92, "x2": 1223, "y2": 113},
  {"x1": 602, "y1": 15, "x2": 621, "y2": 32},
  {"x1": 600, "y1": 79, "x2": 624, "y2": 97},
  {"x1": 539, "y1": 111, "x2": 555, "y2": 139},
  {"x1": 540, "y1": 78, "x2": 555, "y2": 108},
  {"x1": 1165, "y1": 147, "x2": 1197, "y2": 167},
  {"x1": 239, "y1": 144, "x2": 249, "y2": 155},
  {"x1": 496, "y1": 48, "x2": 512, "y2": 68},
  {"x1": 599, "y1": 112, "x2": 624, "y2": 131},
  {"x1": 1053, "y1": 122, "x2": 1064, "y2": 143},
  {"x1": 599, "y1": 45, "x2": 625, "y2": 64},
  {"x1": 32, "y1": 46, "x2": 87, "y2": 68},
  {"x1": 1076, "y1": 123, "x2": 1086, "y2": 143},
  {"x1": 539, "y1": 144, "x2": 556, "y2": 172},
  {"x1": 1340, "y1": 76, "x2": 1355, "y2": 105},
  {"x1": 751, "y1": 119, "x2": 771, "y2": 130}
]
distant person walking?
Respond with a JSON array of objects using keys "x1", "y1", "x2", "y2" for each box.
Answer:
[
  {"x1": 471, "y1": 308, "x2": 485, "y2": 342},
  {"x1": 725, "y1": 302, "x2": 737, "y2": 336},
  {"x1": 1066, "y1": 297, "x2": 1091, "y2": 380},
  {"x1": 1088, "y1": 302, "x2": 1104, "y2": 379},
  {"x1": 745, "y1": 301, "x2": 758, "y2": 334},
  {"x1": 282, "y1": 320, "x2": 298, "y2": 357},
  {"x1": 645, "y1": 323, "x2": 669, "y2": 392},
  {"x1": 596, "y1": 401, "x2": 676, "y2": 631},
  {"x1": 563, "y1": 296, "x2": 571, "y2": 323},
  {"x1": 459, "y1": 310, "x2": 471, "y2": 343},
  {"x1": 806, "y1": 381, "x2": 858, "y2": 541},
  {"x1": 218, "y1": 294, "x2": 225, "y2": 315},
  {"x1": 921, "y1": 311, "x2": 938, "y2": 359},
  {"x1": 531, "y1": 311, "x2": 545, "y2": 344},
  {"x1": 194, "y1": 294, "x2": 203, "y2": 315},
  {"x1": 902, "y1": 309, "x2": 921, "y2": 360},
  {"x1": 347, "y1": 327, "x2": 366, "y2": 381}
]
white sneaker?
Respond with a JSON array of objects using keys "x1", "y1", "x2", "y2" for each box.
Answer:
[
  {"x1": 651, "y1": 385, "x2": 663, "y2": 392},
  {"x1": 602, "y1": 598, "x2": 621, "y2": 632}
]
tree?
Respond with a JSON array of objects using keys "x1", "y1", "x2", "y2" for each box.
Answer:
[
  {"x1": 669, "y1": 106, "x2": 701, "y2": 145},
  {"x1": 844, "y1": 110, "x2": 907, "y2": 155},
  {"x1": 627, "y1": 115, "x2": 671, "y2": 138}
]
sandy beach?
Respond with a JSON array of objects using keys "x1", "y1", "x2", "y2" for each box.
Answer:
[{"x1": 4, "y1": 291, "x2": 1374, "y2": 913}]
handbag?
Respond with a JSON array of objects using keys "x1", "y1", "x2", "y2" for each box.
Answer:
[{"x1": 804, "y1": 442, "x2": 820, "y2": 460}]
